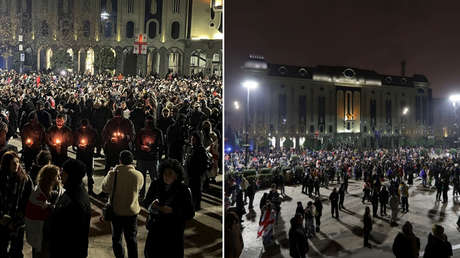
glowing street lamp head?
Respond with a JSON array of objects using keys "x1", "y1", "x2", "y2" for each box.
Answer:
[
  {"x1": 242, "y1": 80, "x2": 258, "y2": 90},
  {"x1": 449, "y1": 94, "x2": 460, "y2": 104},
  {"x1": 402, "y1": 107, "x2": 409, "y2": 115},
  {"x1": 233, "y1": 101, "x2": 240, "y2": 110},
  {"x1": 101, "y1": 11, "x2": 110, "y2": 20}
]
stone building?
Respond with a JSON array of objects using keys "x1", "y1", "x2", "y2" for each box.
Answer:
[
  {"x1": 235, "y1": 56, "x2": 433, "y2": 149},
  {"x1": 0, "y1": 0, "x2": 222, "y2": 77}
]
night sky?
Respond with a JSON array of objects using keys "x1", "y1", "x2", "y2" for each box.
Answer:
[{"x1": 225, "y1": 0, "x2": 460, "y2": 107}]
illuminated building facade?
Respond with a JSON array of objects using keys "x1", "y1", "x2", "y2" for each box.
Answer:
[
  {"x1": 239, "y1": 56, "x2": 433, "y2": 149},
  {"x1": 0, "y1": 0, "x2": 222, "y2": 76}
]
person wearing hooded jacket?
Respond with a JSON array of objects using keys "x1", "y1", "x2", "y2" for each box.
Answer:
[
  {"x1": 289, "y1": 214, "x2": 309, "y2": 258},
  {"x1": 423, "y1": 225, "x2": 452, "y2": 258},
  {"x1": 49, "y1": 158, "x2": 91, "y2": 258},
  {"x1": 392, "y1": 221, "x2": 420, "y2": 258}
]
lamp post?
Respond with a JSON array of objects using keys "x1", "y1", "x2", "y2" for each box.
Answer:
[
  {"x1": 18, "y1": 32, "x2": 23, "y2": 74},
  {"x1": 450, "y1": 94, "x2": 460, "y2": 145},
  {"x1": 401, "y1": 107, "x2": 409, "y2": 147},
  {"x1": 242, "y1": 80, "x2": 258, "y2": 167}
]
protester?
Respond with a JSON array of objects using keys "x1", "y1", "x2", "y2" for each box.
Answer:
[
  {"x1": 186, "y1": 131, "x2": 209, "y2": 211},
  {"x1": 314, "y1": 196, "x2": 323, "y2": 233},
  {"x1": 101, "y1": 150, "x2": 143, "y2": 258},
  {"x1": 379, "y1": 185, "x2": 389, "y2": 216},
  {"x1": 363, "y1": 206, "x2": 373, "y2": 248},
  {"x1": 329, "y1": 188, "x2": 339, "y2": 219},
  {"x1": 134, "y1": 116, "x2": 163, "y2": 199},
  {"x1": 389, "y1": 193, "x2": 400, "y2": 227},
  {"x1": 392, "y1": 221, "x2": 420, "y2": 258},
  {"x1": 225, "y1": 210, "x2": 244, "y2": 258},
  {"x1": 143, "y1": 159, "x2": 195, "y2": 258},
  {"x1": 289, "y1": 213, "x2": 309, "y2": 258},
  {"x1": 49, "y1": 158, "x2": 91, "y2": 258},
  {"x1": 304, "y1": 201, "x2": 315, "y2": 238},
  {"x1": 25, "y1": 164, "x2": 62, "y2": 258},
  {"x1": 0, "y1": 151, "x2": 34, "y2": 258},
  {"x1": 423, "y1": 225, "x2": 452, "y2": 258}
]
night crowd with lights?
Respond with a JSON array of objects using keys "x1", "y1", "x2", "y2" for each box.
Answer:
[
  {"x1": 225, "y1": 147, "x2": 459, "y2": 258},
  {"x1": 0, "y1": 70, "x2": 222, "y2": 258}
]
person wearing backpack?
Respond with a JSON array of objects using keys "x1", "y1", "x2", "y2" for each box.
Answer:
[{"x1": 143, "y1": 159, "x2": 195, "y2": 258}]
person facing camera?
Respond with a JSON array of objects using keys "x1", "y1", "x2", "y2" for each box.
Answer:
[{"x1": 143, "y1": 159, "x2": 195, "y2": 258}]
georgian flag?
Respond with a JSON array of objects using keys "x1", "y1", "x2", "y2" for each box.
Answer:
[{"x1": 257, "y1": 208, "x2": 275, "y2": 238}]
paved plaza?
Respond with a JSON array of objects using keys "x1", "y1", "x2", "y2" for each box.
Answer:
[
  {"x1": 9, "y1": 138, "x2": 223, "y2": 258},
  {"x1": 240, "y1": 178, "x2": 460, "y2": 258}
]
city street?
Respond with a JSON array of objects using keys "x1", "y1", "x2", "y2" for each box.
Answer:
[
  {"x1": 240, "y1": 178, "x2": 460, "y2": 258},
  {"x1": 9, "y1": 138, "x2": 223, "y2": 258}
]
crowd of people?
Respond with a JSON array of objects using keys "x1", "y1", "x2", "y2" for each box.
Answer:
[
  {"x1": 0, "y1": 70, "x2": 222, "y2": 258},
  {"x1": 225, "y1": 147, "x2": 459, "y2": 258}
]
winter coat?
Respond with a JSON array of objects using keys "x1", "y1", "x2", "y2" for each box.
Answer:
[
  {"x1": 392, "y1": 232, "x2": 420, "y2": 258},
  {"x1": 289, "y1": 225, "x2": 309, "y2": 258},
  {"x1": 49, "y1": 184, "x2": 91, "y2": 258},
  {"x1": 423, "y1": 233, "x2": 452, "y2": 258}
]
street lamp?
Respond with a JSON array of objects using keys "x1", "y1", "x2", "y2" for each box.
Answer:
[
  {"x1": 449, "y1": 94, "x2": 460, "y2": 142},
  {"x1": 233, "y1": 101, "x2": 240, "y2": 110},
  {"x1": 402, "y1": 107, "x2": 409, "y2": 116},
  {"x1": 242, "y1": 80, "x2": 258, "y2": 167},
  {"x1": 100, "y1": 11, "x2": 110, "y2": 20}
]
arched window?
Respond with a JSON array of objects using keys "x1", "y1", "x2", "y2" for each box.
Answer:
[
  {"x1": 211, "y1": 52, "x2": 221, "y2": 76},
  {"x1": 168, "y1": 50, "x2": 181, "y2": 74},
  {"x1": 171, "y1": 22, "x2": 180, "y2": 39},
  {"x1": 126, "y1": 21, "x2": 134, "y2": 38},
  {"x1": 190, "y1": 50, "x2": 207, "y2": 75},
  {"x1": 148, "y1": 21, "x2": 157, "y2": 39},
  {"x1": 83, "y1": 20, "x2": 90, "y2": 38}
]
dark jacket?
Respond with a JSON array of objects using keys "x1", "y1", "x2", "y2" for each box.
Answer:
[
  {"x1": 21, "y1": 121, "x2": 46, "y2": 151},
  {"x1": 423, "y1": 233, "x2": 452, "y2": 258},
  {"x1": 363, "y1": 213, "x2": 372, "y2": 232},
  {"x1": 289, "y1": 223, "x2": 309, "y2": 258},
  {"x1": 380, "y1": 188, "x2": 389, "y2": 204},
  {"x1": 144, "y1": 180, "x2": 195, "y2": 258},
  {"x1": 186, "y1": 144, "x2": 208, "y2": 181},
  {"x1": 73, "y1": 125, "x2": 97, "y2": 153},
  {"x1": 101, "y1": 116, "x2": 135, "y2": 150},
  {"x1": 329, "y1": 191, "x2": 339, "y2": 204},
  {"x1": 393, "y1": 232, "x2": 420, "y2": 258},
  {"x1": 135, "y1": 127, "x2": 163, "y2": 161},
  {"x1": 49, "y1": 183, "x2": 91, "y2": 258}
]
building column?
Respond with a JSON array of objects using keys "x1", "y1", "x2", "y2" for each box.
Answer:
[{"x1": 158, "y1": 47, "x2": 169, "y2": 77}]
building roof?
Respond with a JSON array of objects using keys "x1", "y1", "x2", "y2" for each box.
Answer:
[{"x1": 243, "y1": 56, "x2": 429, "y2": 88}]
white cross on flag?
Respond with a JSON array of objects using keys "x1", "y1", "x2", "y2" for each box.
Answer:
[{"x1": 133, "y1": 34, "x2": 147, "y2": 55}]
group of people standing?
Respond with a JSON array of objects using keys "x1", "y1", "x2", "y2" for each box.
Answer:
[{"x1": 0, "y1": 70, "x2": 222, "y2": 258}]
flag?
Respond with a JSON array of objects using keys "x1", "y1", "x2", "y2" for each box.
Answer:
[
  {"x1": 257, "y1": 208, "x2": 275, "y2": 238},
  {"x1": 36, "y1": 76, "x2": 40, "y2": 87}
]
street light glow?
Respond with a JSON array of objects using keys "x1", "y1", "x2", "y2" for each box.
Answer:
[
  {"x1": 449, "y1": 94, "x2": 460, "y2": 103},
  {"x1": 101, "y1": 11, "x2": 110, "y2": 20},
  {"x1": 402, "y1": 107, "x2": 409, "y2": 115},
  {"x1": 242, "y1": 80, "x2": 258, "y2": 90},
  {"x1": 234, "y1": 101, "x2": 240, "y2": 110}
]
